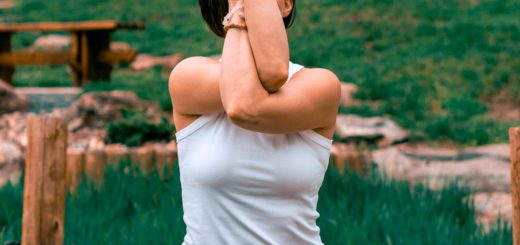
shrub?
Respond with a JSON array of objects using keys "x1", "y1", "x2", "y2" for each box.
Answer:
[{"x1": 106, "y1": 109, "x2": 174, "y2": 147}]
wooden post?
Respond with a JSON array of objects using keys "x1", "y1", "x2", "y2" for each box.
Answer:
[
  {"x1": 85, "y1": 149, "x2": 105, "y2": 185},
  {"x1": 66, "y1": 149, "x2": 85, "y2": 195},
  {"x1": 80, "y1": 31, "x2": 89, "y2": 85},
  {"x1": 129, "y1": 146, "x2": 155, "y2": 175},
  {"x1": 155, "y1": 143, "x2": 178, "y2": 179},
  {"x1": 86, "y1": 30, "x2": 112, "y2": 80},
  {"x1": 22, "y1": 115, "x2": 67, "y2": 245},
  {"x1": 105, "y1": 144, "x2": 129, "y2": 166},
  {"x1": 70, "y1": 32, "x2": 82, "y2": 87},
  {"x1": 330, "y1": 143, "x2": 366, "y2": 175},
  {"x1": 510, "y1": 127, "x2": 520, "y2": 245},
  {"x1": 0, "y1": 32, "x2": 15, "y2": 84}
]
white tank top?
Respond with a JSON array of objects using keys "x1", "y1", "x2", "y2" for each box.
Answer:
[{"x1": 176, "y1": 62, "x2": 333, "y2": 245}]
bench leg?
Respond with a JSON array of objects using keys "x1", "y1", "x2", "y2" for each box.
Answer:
[
  {"x1": 70, "y1": 31, "x2": 113, "y2": 86},
  {"x1": 70, "y1": 32, "x2": 81, "y2": 87},
  {"x1": 0, "y1": 67, "x2": 14, "y2": 84},
  {"x1": 86, "y1": 31, "x2": 112, "y2": 81},
  {"x1": 0, "y1": 32, "x2": 15, "y2": 85},
  {"x1": 70, "y1": 31, "x2": 92, "y2": 87}
]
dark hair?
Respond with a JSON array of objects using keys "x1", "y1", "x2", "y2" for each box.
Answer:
[{"x1": 198, "y1": 0, "x2": 296, "y2": 37}]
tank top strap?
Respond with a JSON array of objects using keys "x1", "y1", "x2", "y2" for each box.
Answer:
[{"x1": 288, "y1": 61, "x2": 304, "y2": 80}]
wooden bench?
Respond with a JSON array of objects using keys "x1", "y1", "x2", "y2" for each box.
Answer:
[{"x1": 0, "y1": 21, "x2": 145, "y2": 86}]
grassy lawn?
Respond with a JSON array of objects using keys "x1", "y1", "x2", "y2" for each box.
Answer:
[
  {"x1": 2, "y1": 0, "x2": 519, "y2": 145},
  {"x1": 0, "y1": 162, "x2": 512, "y2": 244},
  {"x1": 0, "y1": 1, "x2": 517, "y2": 243}
]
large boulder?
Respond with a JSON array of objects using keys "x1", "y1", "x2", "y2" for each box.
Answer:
[
  {"x1": 61, "y1": 91, "x2": 169, "y2": 131},
  {"x1": 335, "y1": 114, "x2": 408, "y2": 147},
  {"x1": 0, "y1": 80, "x2": 29, "y2": 115},
  {"x1": 0, "y1": 91, "x2": 171, "y2": 152},
  {"x1": 372, "y1": 143, "x2": 511, "y2": 192}
]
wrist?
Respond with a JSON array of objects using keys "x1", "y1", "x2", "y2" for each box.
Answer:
[{"x1": 223, "y1": 6, "x2": 246, "y2": 34}]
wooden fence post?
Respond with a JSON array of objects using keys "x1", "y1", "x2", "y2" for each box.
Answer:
[
  {"x1": 129, "y1": 146, "x2": 155, "y2": 175},
  {"x1": 511, "y1": 127, "x2": 520, "y2": 245},
  {"x1": 85, "y1": 149, "x2": 105, "y2": 186},
  {"x1": 155, "y1": 143, "x2": 178, "y2": 179},
  {"x1": 66, "y1": 149, "x2": 85, "y2": 195},
  {"x1": 331, "y1": 143, "x2": 366, "y2": 175},
  {"x1": 22, "y1": 115, "x2": 67, "y2": 245},
  {"x1": 105, "y1": 144, "x2": 128, "y2": 167}
]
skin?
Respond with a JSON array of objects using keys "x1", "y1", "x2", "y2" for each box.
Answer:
[{"x1": 169, "y1": 0, "x2": 340, "y2": 139}]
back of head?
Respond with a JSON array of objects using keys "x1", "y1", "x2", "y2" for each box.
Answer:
[{"x1": 198, "y1": 0, "x2": 296, "y2": 37}]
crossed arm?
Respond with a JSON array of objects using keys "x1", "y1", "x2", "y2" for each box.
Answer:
[{"x1": 169, "y1": 0, "x2": 340, "y2": 134}]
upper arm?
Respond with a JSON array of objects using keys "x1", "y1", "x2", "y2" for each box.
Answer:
[
  {"x1": 168, "y1": 56, "x2": 224, "y2": 116},
  {"x1": 229, "y1": 68, "x2": 341, "y2": 134}
]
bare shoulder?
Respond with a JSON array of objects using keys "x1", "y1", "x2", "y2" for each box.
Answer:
[
  {"x1": 289, "y1": 67, "x2": 341, "y2": 103},
  {"x1": 169, "y1": 56, "x2": 219, "y2": 85},
  {"x1": 168, "y1": 56, "x2": 223, "y2": 116},
  {"x1": 296, "y1": 67, "x2": 340, "y2": 86}
]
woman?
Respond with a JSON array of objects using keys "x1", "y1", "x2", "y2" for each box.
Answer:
[{"x1": 169, "y1": 0, "x2": 341, "y2": 244}]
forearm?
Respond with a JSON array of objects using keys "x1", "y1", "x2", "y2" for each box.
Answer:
[
  {"x1": 220, "y1": 27, "x2": 270, "y2": 123},
  {"x1": 244, "y1": 0, "x2": 289, "y2": 93}
]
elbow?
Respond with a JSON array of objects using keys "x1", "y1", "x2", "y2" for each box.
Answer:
[
  {"x1": 258, "y1": 65, "x2": 289, "y2": 93},
  {"x1": 226, "y1": 102, "x2": 260, "y2": 126}
]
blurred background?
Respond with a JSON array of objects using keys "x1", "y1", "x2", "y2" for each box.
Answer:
[{"x1": 0, "y1": 0, "x2": 519, "y2": 244}]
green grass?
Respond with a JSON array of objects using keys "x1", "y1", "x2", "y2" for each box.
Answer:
[
  {"x1": 0, "y1": 2, "x2": 516, "y2": 243},
  {"x1": 0, "y1": 162, "x2": 512, "y2": 244},
  {"x1": 3, "y1": 0, "x2": 519, "y2": 145}
]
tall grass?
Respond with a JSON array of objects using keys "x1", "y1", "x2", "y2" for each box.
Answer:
[{"x1": 0, "y1": 162, "x2": 512, "y2": 244}]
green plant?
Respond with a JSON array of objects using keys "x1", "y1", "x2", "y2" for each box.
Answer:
[
  {"x1": 0, "y1": 161, "x2": 513, "y2": 244},
  {"x1": 106, "y1": 108, "x2": 174, "y2": 147}
]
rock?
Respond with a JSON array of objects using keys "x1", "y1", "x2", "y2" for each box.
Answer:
[
  {"x1": 0, "y1": 80, "x2": 30, "y2": 115},
  {"x1": 335, "y1": 114, "x2": 408, "y2": 147},
  {"x1": 0, "y1": 0, "x2": 14, "y2": 9},
  {"x1": 30, "y1": 34, "x2": 71, "y2": 51},
  {"x1": 340, "y1": 82, "x2": 359, "y2": 107},
  {"x1": 110, "y1": 42, "x2": 132, "y2": 52},
  {"x1": 461, "y1": 144, "x2": 510, "y2": 162},
  {"x1": 130, "y1": 53, "x2": 183, "y2": 75},
  {"x1": 0, "y1": 140, "x2": 22, "y2": 166},
  {"x1": 372, "y1": 146, "x2": 419, "y2": 179},
  {"x1": 62, "y1": 91, "x2": 168, "y2": 131},
  {"x1": 0, "y1": 112, "x2": 31, "y2": 149},
  {"x1": 472, "y1": 192, "x2": 512, "y2": 225},
  {"x1": 0, "y1": 140, "x2": 23, "y2": 186},
  {"x1": 409, "y1": 157, "x2": 510, "y2": 192},
  {"x1": 372, "y1": 144, "x2": 511, "y2": 192}
]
